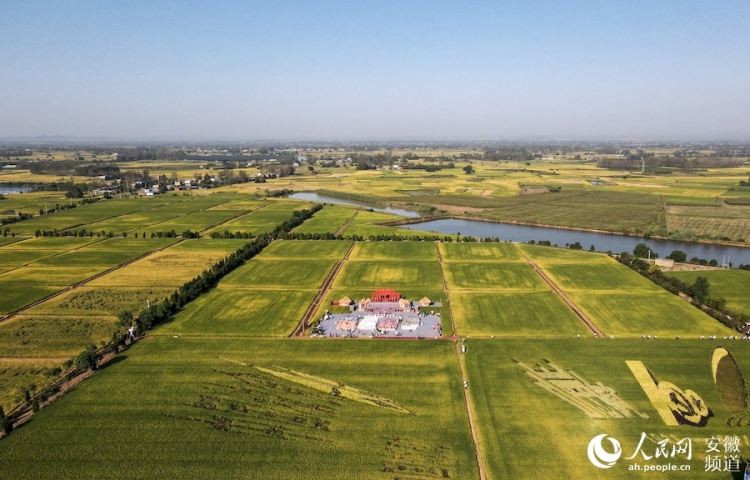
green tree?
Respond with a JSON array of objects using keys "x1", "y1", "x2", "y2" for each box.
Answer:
[
  {"x1": 463, "y1": 165, "x2": 475, "y2": 174},
  {"x1": 65, "y1": 185, "x2": 84, "y2": 198},
  {"x1": 667, "y1": 250, "x2": 687, "y2": 262},
  {"x1": 690, "y1": 276, "x2": 710, "y2": 303},
  {"x1": 633, "y1": 243, "x2": 656, "y2": 259},
  {"x1": 75, "y1": 345, "x2": 98, "y2": 372}
]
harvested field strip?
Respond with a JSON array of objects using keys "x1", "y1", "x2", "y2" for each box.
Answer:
[{"x1": 255, "y1": 365, "x2": 412, "y2": 414}]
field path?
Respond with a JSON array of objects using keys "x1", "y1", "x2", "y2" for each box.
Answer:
[
  {"x1": 518, "y1": 250, "x2": 606, "y2": 338},
  {"x1": 434, "y1": 242, "x2": 458, "y2": 339},
  {"x1": 0, "y1": 239, "x2": 183, "y2": 325},
  {"x1": 292, "y1": 240, "x2": 356, "y2": 336},
  {"x1": 334, "y1": 210, "x2": 358, "y2": 237},
  {"x1": 454, "y1": 340, "x2": 488, "y2": 480}
]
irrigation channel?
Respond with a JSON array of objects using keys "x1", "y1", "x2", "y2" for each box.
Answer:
[{"x1": 289, "y1": 192, "x2": 750, "y2": 266}]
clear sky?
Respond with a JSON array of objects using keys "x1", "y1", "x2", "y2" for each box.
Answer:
[{"x1": 2, "y1": 0, "x2": 749, "y2": 141}]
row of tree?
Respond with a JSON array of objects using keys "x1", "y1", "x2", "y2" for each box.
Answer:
[{"x1": 617, "y1": 252, "x2": 745, "y2": 331}]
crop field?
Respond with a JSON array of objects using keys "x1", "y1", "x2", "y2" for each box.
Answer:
[
  {"x1": 517, "y1": 243, "x2": 616, "y2": 264},
  {"x1": 443, "y1": 262, "x2": 546, "y2": 290},
  {"x1": 666, "y1": 205, "x2": 750, "y2": 242},
  {"x1": 465, "y1": 338, "x2": 750, "y2": 479},
  {"x1": 567, "y1": 291, "x2": 733, "y2": 337},
  {"x1": 87, "y1": 242, "x2": 240, "y2": 288},
  {"x1": 0, "y1": 248, "x2": 66, "y2": 265},
  {"x1": 0, "y1": 190, "x2": 77, "y2": 216},
  {"x1": 158, "y1": 289, "x2": 318, "y2": 336},
  {"x1": 0, "y1": 338, "x2": 478, "y2": 480},
  {"x1": 0, "y1": 237, "x2": 24, "y2": 247},
  {"x1": 0, "y1": 360, "x2": 62, "y2": 413},
  {"x1": 335, "y1": 261, "x2": 444, "y2": 290},
  {"x1": 0, "y1": 315, "x2": 117, "y2": 358},
  {"x1": 450, "y1": 291, "x2": 586, "y2": 337},
  {"x1": 3, "y1": 197, "x2": 183, "y2": 235},
  {"x1": 291, "y1": 204, "x2": 357, "y2": 234},
  {"x1": 220, "y1": 259, "x2": 337, "y2": 289},
  {"x1": 540, "y1": 262, "x2": 664, "y2": 291},
  {"x1": 0, "y1": 286, "x2": 63, "y2": 314},
  {"x1": 2, "y1": 160, "x2": 749, "y2": 479},
  {"x1": 256, "y1": 239, "x2": 353, "y2": 259},
  {"x1": 438, "y1": 242, "x2": 524, "y2": 261},
  {"x1": 348, "y1": 240, "x2": 438, "y2": 261},
  {"x1": 26, "y1": 287, "x2": 174, "y2": 317},
  {"x1": 4, "y1": 236, "x2": 100, "y2": 249},
  {"x1": 0, "y1": 266, "x2": 109, "y2": 287},
  {"x1": 206, "y1": 200, "x2": 313, "y2": 234},
  {"x1": 339, "y1": 210, "x2": 404, "y2": 237},
  {"x1": 78, "y1": 195, "x2": 242, "y2": 234},
  {"x1": 668, "y1": 269, "x2": 750, "y2": 316}
]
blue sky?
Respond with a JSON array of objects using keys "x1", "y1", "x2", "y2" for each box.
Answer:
[{"x1": 2, "y1": 1, "x2": 749, "y2": 140}]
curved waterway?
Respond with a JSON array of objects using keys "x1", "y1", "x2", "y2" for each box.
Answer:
[{"x1": 288, "y1": 192, "x2": 750, "y2": 265}]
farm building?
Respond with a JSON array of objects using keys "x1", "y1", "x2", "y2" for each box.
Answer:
[{"x1": 419, "y1": 297, "x2": 432, "y2": 307}]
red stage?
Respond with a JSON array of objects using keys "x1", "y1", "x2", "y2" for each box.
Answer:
[{"x1": 371, "y1": 288, "x2": 401, "y2": 302}]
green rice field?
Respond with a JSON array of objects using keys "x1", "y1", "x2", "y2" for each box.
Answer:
[{"x1": 0, "y1": 338, "x2": 479, "y2": 479}]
